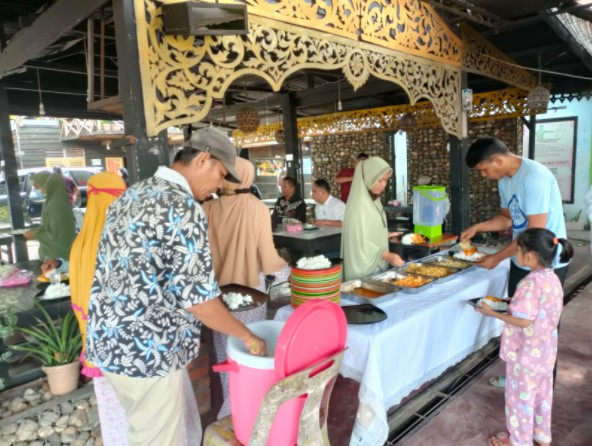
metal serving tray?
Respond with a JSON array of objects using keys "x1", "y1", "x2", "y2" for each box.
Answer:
[
  {"x1": 423, "y1": 254, "x2": 474, "y2": 274},
  {"x1": 340, "y1": 279, "x2": 400, "y2": 304},
  {"x1": 398, "y1": 262, "x2": 460, "y2": 283},
  {"x1": 370, "y1": 270, "x2": 434, "y2": 294}
]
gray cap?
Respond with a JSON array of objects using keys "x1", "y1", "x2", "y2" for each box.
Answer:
[{"x1": 188, "y1": 127, "x2": 240, "y2": 183}]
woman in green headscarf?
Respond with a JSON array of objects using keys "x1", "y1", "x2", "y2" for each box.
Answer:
[
  {"x1": 24, "y1": 172, "x2": 76, "y2": 261},
  {"x1": 341, "y1": 156, "x2": 404, "y2": 281}
]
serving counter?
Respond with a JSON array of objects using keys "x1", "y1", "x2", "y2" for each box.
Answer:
[{"x1": 274, "y1": 259, "x2": 509, "y2": 445}]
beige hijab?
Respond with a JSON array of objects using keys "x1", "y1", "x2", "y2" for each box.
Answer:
[
  {"x1": 203, "y1": 158, "x2": 286, "y2": 288},
  {"x1": 341, "y1": 157, "x2": 393, "y2": 281}
]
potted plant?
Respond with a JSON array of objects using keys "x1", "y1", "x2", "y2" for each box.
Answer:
[{"x1": 11, "y1": 304, "x2": 82, "y2": 395}]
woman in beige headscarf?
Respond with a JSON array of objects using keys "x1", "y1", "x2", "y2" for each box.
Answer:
[
  {"x1": 341, "y1": 156, "x2": 404, "y2": 281},
  {"x1": 203, "y1": 157, "x2": 287, "y2": 290}
]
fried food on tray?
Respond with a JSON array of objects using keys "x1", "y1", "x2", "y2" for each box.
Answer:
[
  {"x1": 430, "y1": 258, "x2": 471, "y2": 269},
  {"x1": 404, "y1": 263, "x2": 453, "y2": 278},
  {"x1": 391, "y1": 275, "x2": 431, "y2": 288}
]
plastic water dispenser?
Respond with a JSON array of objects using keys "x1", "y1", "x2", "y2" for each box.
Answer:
[{"x1": 412, "y1": 185, "x2": 449, "y2": 239}]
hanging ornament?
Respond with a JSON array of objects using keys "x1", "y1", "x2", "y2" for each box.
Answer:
[
  {"x1": 527, "y1": 86, "x2": 550, "y2": 115},
  {"x1": 236, "y1": 106, "x2": 260, "y2": 133},
  {"x1": 527, "y1": 52, "x2": 550, "y2": 115}
]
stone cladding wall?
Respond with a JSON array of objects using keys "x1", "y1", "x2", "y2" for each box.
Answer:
[
  {"x1": 406, "y1": 118, "x2": 522, "y2": 225},
  {"x1": 310, "y1": 133, "x2": 392, "y2": 198}
]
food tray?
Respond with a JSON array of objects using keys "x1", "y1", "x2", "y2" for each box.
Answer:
[
  {"x1": 370, "y1": 270, "x2": 433, "y2": 294},
  {"x1": 340, "y1": 279, "x2": 399, "y2": 304},
  {"x1": 423, "y1": 255, "x2": 474, "y2": 273},
  {"x1": 398, "y1": 262, "x2": 460, "y2": 283}
]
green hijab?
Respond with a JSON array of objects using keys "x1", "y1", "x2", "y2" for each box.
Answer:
[
  {"x1": 341, "y1": 157, "x2": 393, "y2": 281},
  {"x1": 35, "y1": 173, "x2": 76, "y2": 259}
]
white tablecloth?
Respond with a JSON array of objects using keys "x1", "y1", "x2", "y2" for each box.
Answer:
[{"x1": 274, "y1": 259, "x2": 510, "y2": 445}]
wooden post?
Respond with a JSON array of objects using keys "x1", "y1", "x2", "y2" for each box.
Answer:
[
  {"x1": 0, "y1": 82, "x2": 28, "y2": 261},
  {"x1": 281, "y1": 93, "x2": 304, "y2": 196},
  {"x1": 112, "y1": 0, "x2": 169, "y2": 183},
  {"x1": 448, "y1": 72, "x2": 471, "y2": 235}
]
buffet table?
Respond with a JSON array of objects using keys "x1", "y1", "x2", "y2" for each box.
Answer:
[{"x1": 274, "y1": 259, "x2": 509, "y2": 445}]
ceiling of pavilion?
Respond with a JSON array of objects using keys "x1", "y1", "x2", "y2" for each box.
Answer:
[{"x1": 0, "y1": 0, "x2": 590, "y2": 128}]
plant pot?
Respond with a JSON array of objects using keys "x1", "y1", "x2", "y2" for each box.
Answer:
[
  {"x1": 42, "y1": 361, "x2": 80, "y2": 396},
  {"x1": 565, "y1": 221, "x2": 585, "y2": 231}
]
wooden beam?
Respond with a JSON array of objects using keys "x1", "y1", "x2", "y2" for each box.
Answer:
[
  {"x1": 24, "y1": 60, "x2": 119, "y2": 79},
  {"x1": 0, "y1": 0, "x2": 109, "y2": 79},
  {"x1": 541, "y1": 13, "x2": 592, "y2": 74}
]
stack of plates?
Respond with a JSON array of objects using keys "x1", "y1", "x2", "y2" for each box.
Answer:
[{"x1": 290, "y1": 262, "x2": 342, "y2": 308}]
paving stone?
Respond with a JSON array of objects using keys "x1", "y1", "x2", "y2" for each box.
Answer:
[
  {"x1": 75, "y1": 400, "x2": 90, "y2": 410},
  {"x1": 61, "y1": 426, "x2": 78, "y2": 443},
  {"x1": 1, "y1": 423, "x2": 18, "y2": 435},
  {"x1": 38, "y1": 425, "x2": 55, "y2": 438},
  {"x1": 56, "y1": 414, "x2": 70, "y2": 427},
  {"x1": 61, "y1": 402, "x2": 74, "y2": 414},
  {"x1": 15, "y1": 419, "x2": 38, "y2": 441},
  {"x1": 69, "y1": 409, "x2": 88, "y2": 428},
  {"x1": 47, "y1": 432, "x2": 62, "y2": 444},
  {"x1": 23, "y1": 388, "x2": 42, "y2": 402},
  {"x1": 0, "y1": 435, "x2": 17, "y2": 446}
]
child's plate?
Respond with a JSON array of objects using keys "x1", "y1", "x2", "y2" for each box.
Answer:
[{"x1": 466, "y1": 297, "x2": 508, "y2": 314}]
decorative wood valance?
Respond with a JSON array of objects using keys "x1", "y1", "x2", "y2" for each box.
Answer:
[
  {"x1": 233, "y1": 88, "x2": 532, "y2": 147},
  {"x1": 134, "y1": 0, "x2": 461, "y2": 137}
]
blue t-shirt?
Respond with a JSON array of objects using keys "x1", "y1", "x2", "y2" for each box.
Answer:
[{"x1": 498, "y1": 158, "x2": 567, "y2": 269}]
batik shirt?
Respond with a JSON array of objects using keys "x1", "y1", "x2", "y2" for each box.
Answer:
[
  {"x1": 85, "y1": 166, "x2": 220, "y2": 378},
  {"x1": 500, "y1": 268, "x2": 563, "y2": 375},
  {"x1": 272, "y1": 194, "x2": 307, "y2": 227}
]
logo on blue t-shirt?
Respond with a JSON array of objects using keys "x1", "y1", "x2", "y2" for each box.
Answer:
[{"x1": 508, "y1": 194, "x2": 527, "y2": 229}]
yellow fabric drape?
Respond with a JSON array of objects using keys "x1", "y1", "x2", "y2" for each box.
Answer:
[{"x1": 69, "y1": 172, "x2": 126, "y2": 376}]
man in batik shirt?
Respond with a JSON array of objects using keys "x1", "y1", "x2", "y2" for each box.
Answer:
[{"x1": 86, "y1": 128, "x2": 267, "y2": 446}]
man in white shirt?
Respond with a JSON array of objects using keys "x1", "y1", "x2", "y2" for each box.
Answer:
[{"x1": 311, "y1": 179, "x2": 346, "y2": 227}]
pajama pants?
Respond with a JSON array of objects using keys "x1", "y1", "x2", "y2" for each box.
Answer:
[{"x1": 505, "y1": 362, "x2": 553, "y2": 446}]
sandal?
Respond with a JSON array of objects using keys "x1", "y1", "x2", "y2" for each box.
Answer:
[
  {"x1": 488, "y1": 375, "x2": 505, "y2": 388},
  {"x1": 488, "y1": 432, "x2": 509, "y2": 446}
]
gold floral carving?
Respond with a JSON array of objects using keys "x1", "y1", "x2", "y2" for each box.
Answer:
[
  {"x1": 360, "y1": 0, "x2": 461, "y2": 66},
  {"x1": 240, "y1": 0, "x2": 461, "y2": 66},
  {"x1": 233, "y1": 88, "x2": 531, "y2": 147},
  {"x1": 242, "y1": 0, "x2": 360, "y2": 39},
  {"x1": 134, "y1": 0, "x2": 461, "y2": 137},
  {"x1": 461, "y1": 24, "x2": 537, "y2": 90}
]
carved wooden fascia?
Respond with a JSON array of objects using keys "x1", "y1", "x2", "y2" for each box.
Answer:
[{"x1": 461, "y1": 24, "x2": 537, "y2": 90}]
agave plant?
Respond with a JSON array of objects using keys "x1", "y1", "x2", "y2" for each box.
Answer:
[{"x1": 11, "y1": 303, "x2": 82, "y2": 366}]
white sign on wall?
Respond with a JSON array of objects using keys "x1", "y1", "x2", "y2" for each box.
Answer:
[
  {"x1": 91, "y1": 159, "x2": 103, "y2": 166},
  {"x1": 533, "y1": 117, "x2": 577, "y2": 203}
]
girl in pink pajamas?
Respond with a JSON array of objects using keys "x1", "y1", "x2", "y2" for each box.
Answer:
[{"x1": 477, "y1": 228, "x2": 574, "y2": 446}]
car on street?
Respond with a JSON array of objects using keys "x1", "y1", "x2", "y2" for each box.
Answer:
[
  {"x1": 26, "y1": 167, "x2": 102, "y2": 217},
  {"x1": 0, "y1": 172, "x2": 31, "y2": 226}
]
